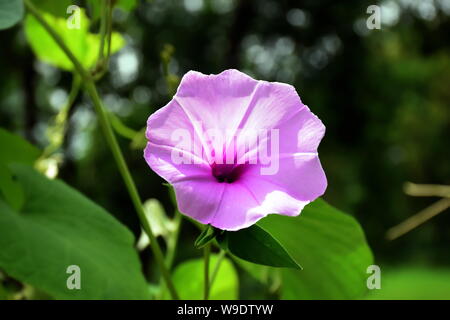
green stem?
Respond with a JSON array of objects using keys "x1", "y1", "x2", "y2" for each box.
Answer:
[
  {"x1": 93, "y1": 0, "x2": 113, "y2": 80},
  {"x1": 41, "y1": 75, "x2": 80, "y2": 158},
  {"x1": 24, "y1": 0, "x2": 179, "y2": 300},
  {"x1": 166, "y1": 211, "x2": 183, "y2": 269},
  {"x1": 97, "y1": 0, "x2": 107, "y2": 62},
  {"x1": 109, "y1": 112, "x2": 138, "y2": 140},
  {"x1": 105, "y1": 0, "x2": 113, "y2": 62},
  {"x1": 156, "y1": 210, "x2": 183, "y2": 299},
  {"x1": 209, "y1": 250, "x2": 226, "y2": 288},
  {"x1": 203, "y1": 243, "x2": 211, "y2": 300}
]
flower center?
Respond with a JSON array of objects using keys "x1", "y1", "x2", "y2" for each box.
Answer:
[{"x1": 211, "y1": 163, "x2": 246, "y2": 183}]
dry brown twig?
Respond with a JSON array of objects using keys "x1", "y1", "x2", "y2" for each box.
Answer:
[{"x1": 386, "y1": 183, "x2": 450, "y2": 240}]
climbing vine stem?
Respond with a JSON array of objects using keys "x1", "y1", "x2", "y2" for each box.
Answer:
[{"x1": 24, "y1": 0, "x2": 179, "y2": 300}]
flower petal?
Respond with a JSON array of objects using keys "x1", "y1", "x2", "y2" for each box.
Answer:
[
  {"x1": 174, "y1": 69, "x2": 260, "y2": 163},
  {"x1": 208, "y1": 182, "x2": 260, "y2": 230},
  {"x1": 207, "y1": 178, "x2": 311, "y2": 231},
  {"x1": 145, "y1": 99, "x2": 207, "y2": 162},
  {"x1": 172, "y1": 177, "x2": 226, "y2": 225},
  {"x1": 205, "y1": 155, "x2": 326, "y2": 230},
  {"x1": 144, "y1": 142, "x2": 210, "y2": 184},
  {"x1": 144, "y1": 69, "x2": 327, "y2": 231},
  {"x1": 235, "y1": 84, "x2": 325, "y2": 163},
  {"x1": 244, "y1": 154, "x2": 327, "y2": 202}
]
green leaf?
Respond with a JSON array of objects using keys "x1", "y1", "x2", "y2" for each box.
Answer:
[
  {"x1": 142, "y1": 198, "x2": 172, "y2": 237},
  {"x1": 0, "y1": 165, "x2": 150, "y2": 299},
  {"x1": 219, "y1": 224, "x2": 301, "y2": 269},
  {"x1": 30, "y1": 0, "x2": 72, "y2": 18},
  {"x1": 24, "y1": 9, "x2": 125, "y2": 71},
  {"x1": 0, "y1": 164, "x2": 24, "y2": 211},
  {"x1": 257, "y1": 199, "x2": 374, "y2": 299},
  {"x1": 194, "y1": 226, "x2": 221, "y2": 249},
  {"x1": 0, "y1": 128, "x2": 40, "y2": 165},
  {"x1": 137, "y1": 198, "x2": 176, "y2": 250},
  {"x1": 164, "y1": 254, "x2": 238, "y2": 299},
  {"x1": 0, "y1": 0, "x2": 24, "y2": 30},
  {"x1": 0, "y1": 128, "x2": 40, "y2": 210}
]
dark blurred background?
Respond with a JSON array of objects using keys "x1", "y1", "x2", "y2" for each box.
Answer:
[{"x1": 1, "y1": 0, "x2": 449, "y2": 298}]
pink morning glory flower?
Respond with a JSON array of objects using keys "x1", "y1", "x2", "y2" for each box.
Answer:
[{"x1": 144, "y1": 69, "x2": 327, "y2": 231}]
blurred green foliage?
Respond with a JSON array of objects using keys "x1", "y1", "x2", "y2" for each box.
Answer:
[
  {"x1": 367, "y1": 267, "x2": 450, "y2": 299},
  {"x1": 25, "y1": 9, "x2": 125, "y2": 70},
  {"x1": 164, "y1": 254, "x2": 238, "y2": 299}
]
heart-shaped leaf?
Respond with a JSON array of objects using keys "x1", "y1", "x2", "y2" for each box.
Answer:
[
  {"x1": 0, "y1": 165, "x2": 150, "y2": 299},
  {"x1": 219, "y1": 224, "x2": 302, "y2": 269},
  {"x1": 164, "y1": 254, "x2": 238, "y2": 299},
  {"x1": 0, "y1": 0, "x2": 24, "y2": 30},
  {"x1": 257, "y1": 199, "x2": 374, "y2": 299},
  {"x1": 24, "y1": 9, "x2": 125, "y2": 71}
]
